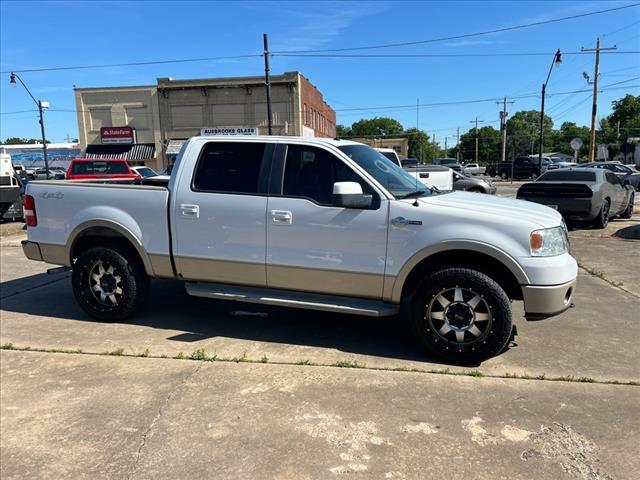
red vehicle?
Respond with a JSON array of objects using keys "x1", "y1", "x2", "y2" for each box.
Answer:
[{"x1": 65, "y1": 158, "x2": 141, "y2": 181}]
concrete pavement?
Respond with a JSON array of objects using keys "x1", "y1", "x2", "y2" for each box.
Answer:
[
  {"x1": 1, "y1": 209, "x2": 638, "y2": 479},
  {"x1": 2, "y1": 350, "x2": 638, "y2": 480}
]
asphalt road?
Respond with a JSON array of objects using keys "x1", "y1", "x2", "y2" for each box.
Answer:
[{"x1": 1, "y1": 203, "x2": 638, "y2": 479}]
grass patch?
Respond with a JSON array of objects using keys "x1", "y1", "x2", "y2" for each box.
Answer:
[
  {"x1": 1, "y1": 343, "x2": 637, "y2": 387},
  {"x1": 296, "y1": 359, "x2": 316, "y2": 366},
  {"x1": 232, "y1": 352, "x2": 248, "y2": 363},
  {"x1": 577, "y1": 262, "x2": 628, "y2": 290},
  {"x1": 333, "y1": 360, "x2": 366, "y2": 369},
  {"x1": 190, "y1": 348, "x2": 208, "y2": 361}
]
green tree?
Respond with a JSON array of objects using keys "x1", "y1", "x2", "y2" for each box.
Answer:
[
  {"x1": 405, "y1": 128, "x2": 434, "y2": 163},
  {"x1": 506, "y1": 110, "x2": 553, "y2": 158},
  {"x1": 551, "y1": 122, "x2": 590, "y2": 158},
  {"x1": 351, "y1": 117, "x2": 404, "y2": 137},
  {"x1": 602, "y1": 94, "x2": 640, "y2": 146},
  {"x1": 458, "y1": 126, "x2": 501, "y2": 164},
  {"x1": 2, "y1": 137, "x2": 48, "y2": 145},
  {"x1": 336, "y1": 124, "x2": 352, "y2": 138}
]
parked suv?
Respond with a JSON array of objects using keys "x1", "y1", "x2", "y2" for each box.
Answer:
[{"x1": 22, "y1": 137, "x2": 577, "y2": 364}]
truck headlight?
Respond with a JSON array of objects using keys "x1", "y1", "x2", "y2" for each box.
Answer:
[{"x1": 530, "y1": 226, "x2": 568, "y2": 257}]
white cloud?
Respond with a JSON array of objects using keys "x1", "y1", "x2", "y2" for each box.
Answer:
[{"x1": 245, "y1": 1, "x2": 391, "y2": 52}]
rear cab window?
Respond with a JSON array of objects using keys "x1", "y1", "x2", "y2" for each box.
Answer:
[{"x1": 70, "y1": 161, "x2": 130, "y2": 175}]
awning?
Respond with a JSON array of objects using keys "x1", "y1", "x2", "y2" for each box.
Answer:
[
  {"x1": 166, "y1": 139, "x2": 186, "y2": 155},
  {"x1": 85, "y1": 143, "x2": 155, "y2": 160}
]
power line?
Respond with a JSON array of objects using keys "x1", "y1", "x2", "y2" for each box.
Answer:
[
  {"x1": 274, "y1": 51, "x2": 638, "y2": 58},
  {"x1": 333, "y1": 84, "x2": 639, "y2": 113},
  {"x1": 271, "y1": 4, "x2": 640, "y2": 54},
  {"x1": 0, "y1": 109, "x2": 37, "y2": 115},
  {"x1": 0, "y1": 54, "x2": 262, "y2": 74}
]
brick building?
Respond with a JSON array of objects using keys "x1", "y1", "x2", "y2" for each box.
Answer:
[{"x1": 74, "y1": 72, "x2": 335, "y2": 170}]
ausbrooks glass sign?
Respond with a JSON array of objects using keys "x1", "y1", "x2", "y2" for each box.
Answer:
[{"x1": 201, "y1": 127, "x2": 257, "y2": 136}]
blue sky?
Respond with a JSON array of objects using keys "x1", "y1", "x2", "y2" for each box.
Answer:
[{"x1": 1, "y1": 0, "x2": 639, "y2": 146}]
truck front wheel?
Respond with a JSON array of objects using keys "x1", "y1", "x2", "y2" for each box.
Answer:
[
  {"x1": 72, "y1": 245, "x2": 149, "y2": 321},
  {"x1": 409, "y1": 267, "x2": 513, "y2": 365}
]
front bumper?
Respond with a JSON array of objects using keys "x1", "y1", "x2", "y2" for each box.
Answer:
[
  {"x1": 522, "y1": 277, "x2": 577, "y2": 321},
  {"x1": 22, "y1": 240, "x2": 43, "y2": 262}
]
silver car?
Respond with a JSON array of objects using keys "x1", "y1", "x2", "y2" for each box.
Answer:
[{"x1": 517, "y1": 168, "x2": 634, "y2": 228}]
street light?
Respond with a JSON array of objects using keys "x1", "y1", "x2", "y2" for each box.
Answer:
[
  {"x1": 9, "y1": 72, "x2": 50, "y2": 179},
  {"x1": 538, "y1": 49, "x2": 562, "y2": 174}
]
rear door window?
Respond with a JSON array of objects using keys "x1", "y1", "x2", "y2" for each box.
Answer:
[{"x1": 192, "y1": 142, "x2": 267, "y2": 194}]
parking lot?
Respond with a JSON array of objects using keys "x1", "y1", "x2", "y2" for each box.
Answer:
[{"x1": 1, "y1": 184, "x2": 639, "y2": 479}]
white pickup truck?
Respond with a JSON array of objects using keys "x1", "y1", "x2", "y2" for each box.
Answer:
[
  {"x1": 463, "y1": 163, "x2": 486, "y2": 176},
  {"x1": 22, "y1": 136, "x2": 577, "y2": 364}
]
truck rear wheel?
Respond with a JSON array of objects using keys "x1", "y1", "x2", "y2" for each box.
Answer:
[
  {"x1": 409, "y1": 267, "x2": 513, "y2": 365},
  {"x1": 72, "y1": 245, "x2": 149, "y2": 321}
]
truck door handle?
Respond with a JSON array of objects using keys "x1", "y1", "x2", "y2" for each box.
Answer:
[
  {"x1": 271, "y1": 210, "x2": 292, "y2": 225},
  {"x1": 180, "y1": 204, "x2": 199, "y2": 218}
]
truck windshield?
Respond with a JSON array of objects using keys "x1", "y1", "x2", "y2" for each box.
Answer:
[{"x1": 338, "y1": 145, "x2": 432, "y2": 199}]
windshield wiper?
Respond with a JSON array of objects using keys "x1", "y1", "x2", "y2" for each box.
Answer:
[{"x1": 398, "y1": 190, "x2": 427, "y2": 199}]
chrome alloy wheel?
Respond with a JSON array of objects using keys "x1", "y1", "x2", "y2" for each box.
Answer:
[
  {"x1": 425, "y1": 287, "x2": 493, "y2": 347},
  {"x1": 88, "y1": 261, "x2": 123, "y2": 306}
]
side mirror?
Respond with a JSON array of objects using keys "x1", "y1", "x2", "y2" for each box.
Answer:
[{"x1": 332, "y1": 181, "x2": 372, "y2": 209}]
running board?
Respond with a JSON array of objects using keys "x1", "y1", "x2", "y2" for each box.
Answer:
[{"x1": 185, "y1": 282, "x2": 399, "y2": 317}]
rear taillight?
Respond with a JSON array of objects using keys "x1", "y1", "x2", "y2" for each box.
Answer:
[{"x1": 23, "y1": 194, "x2": 37, "y2": 227}]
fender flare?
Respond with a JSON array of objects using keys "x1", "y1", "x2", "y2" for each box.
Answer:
[
  {"x1": 67, "y1": 219, "x2": 154, "y2": 276},
  {"x1": 387, "y1": 240, "x2": 530, "y2": 303}
]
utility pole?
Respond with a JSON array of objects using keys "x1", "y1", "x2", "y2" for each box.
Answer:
[
  {"x1": 470, "y1": 117, "x2": 484, "y2": 164},
  {"x1": 496, "y1": 97, "x2": 514, "y2": 163},
  {"x1": 10, "y1": 72, "x2": 49, "y2": 178},
  {"x1": 444, "y1": 137, "x2": 448, "y2": 157},
  {"x1": 263, "y1": 33, "x2": 273, "y2": 135},
  {"x1": 433, "y1": 133, "x2": 437, "y2": 161},
  {"x1": 416, "y1": 99, "x2": 421, "y2": 163},
  {"x1": 582, "y1": 38, "x2": 617, "y2": 162},
  {"x1": 456, "y1": 127, "x2": 460, "y2": 162}
]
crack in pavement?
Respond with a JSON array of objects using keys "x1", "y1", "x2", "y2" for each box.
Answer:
[
  {"x1": 577, "y1": 265, "x2": 639, "y2": 299},
  {"x1": 126, "y1": 361, "x2": 203, "y2": 479}
]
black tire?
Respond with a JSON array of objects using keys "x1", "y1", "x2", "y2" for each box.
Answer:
[
  {"x1": 593, "y1": 199, "x2": 610, "y2": 229},
  {"x1": 408, "y1": 267, "x2": 513, "y2": 365},
  {"x1": 500, "y1": 170, "x2": 508, "y2": 179},
  {"x1": 468, "y1": 187, "x2": 484, "y2": 193},
  {"x1": 621, "y1": 193, "x2": 634, "y2": 219},
  {"x1": 72, "y1": 245, "x2": 149, "y2": 321}
]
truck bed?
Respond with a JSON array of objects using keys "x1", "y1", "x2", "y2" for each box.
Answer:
[{"x1": 25, "y1": 180, "x2": 172, "y2": 276}]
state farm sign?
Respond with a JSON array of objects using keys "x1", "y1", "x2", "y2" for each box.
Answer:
[{"x1": 101, "y1": 127, "x2": 135, "y2": 144}]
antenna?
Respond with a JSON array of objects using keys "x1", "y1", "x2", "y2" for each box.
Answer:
[{"x1": 413, "y1": 131, "x2": 420, "y2": 206}]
